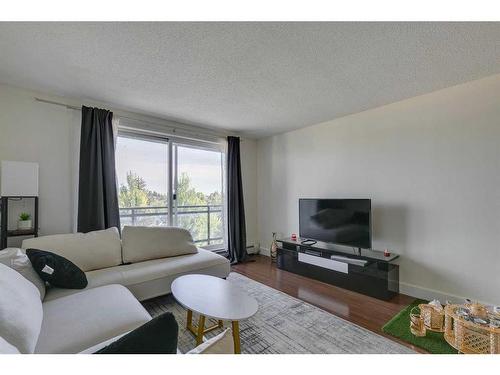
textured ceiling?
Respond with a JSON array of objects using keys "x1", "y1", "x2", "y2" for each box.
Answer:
[{"x1": 0, "y1": 22, "x2": 499, "y2": 138}]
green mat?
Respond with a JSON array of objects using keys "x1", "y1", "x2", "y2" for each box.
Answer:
[{"x1": 382, "y1": 299, "x2": 457, "y2": 354}]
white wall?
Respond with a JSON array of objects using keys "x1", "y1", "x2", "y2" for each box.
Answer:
[
  {"x1": 257, "y1": 74, "x2": 500, "y2": 305},
  {"x1": 0, "y1": 84, "x2": 259, "y2": 249},
  {"x1": 0, "y1": 85, "x2": 80, "y2": 245}
]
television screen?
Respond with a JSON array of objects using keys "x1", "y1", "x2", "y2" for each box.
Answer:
[{"x1": 299, "y1": 199, "x2": 371, "y2": 249}]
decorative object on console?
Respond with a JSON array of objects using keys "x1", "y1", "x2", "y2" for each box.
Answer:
[
  {"x1": 26, "y1": 248, "x2": 88, "y2": 289},
  {"x1": 0, "y1": 161, "x2": 39, "y2": 250},
  {"x1": 18, "y1": 212, "x2": 32, "y2": 230},
  {"x1": 270, "y1": 232, "x2": 278, "y2": 262}
]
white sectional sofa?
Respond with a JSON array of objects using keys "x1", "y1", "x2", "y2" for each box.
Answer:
[
  {"x1": 0, "y1": 226, "x2": 231, "y2": 354},
  {"x1": 22, "y1": 226, "x2": 230, "y2": 302}
]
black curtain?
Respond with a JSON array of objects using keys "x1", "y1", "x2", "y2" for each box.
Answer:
[
  {"x1": 77, "y1": 106, "x2": 121, "y2": 233},
  {"x1": 227, "y1": 136, "x2": 247, "y2": 264}
]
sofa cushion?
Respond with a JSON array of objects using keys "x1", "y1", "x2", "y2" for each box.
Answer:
[
  {"x1": 0, "y1": 336, "x2": 20, "y2": 354},
  {"x1": 22, "y1": 227, "x2": 122, "y2": 272},
  {"x1": 95, "y1": 312, "x2": 178, "y2": 354},
  {"x1": 42, "y1": 266, "x2": 123, "y2": 301},
  {"x1": 0, "y1": 248, "x2": 46, "y2": 300},
  {"x1": 119, "y1": 249, "x2": 229, "y2": 286},
  {"x1": 26, "y1": 249, "x2": 88, "y2": 289},
  {"x1": 43, "y1": 249, "x2": 230, "y2": 302},
  {"x1": 36, "y1": 284, "x2": 151, "y2": 354},
  {"x1": 125, "y1": 261, "x2": 230, "y2": 301},
  {"x1": 0, "y1": 263, "x2": 43, "y2": 353},
  {"x1": 122, "y1": 226, "x2": 198, "y2": 263}
]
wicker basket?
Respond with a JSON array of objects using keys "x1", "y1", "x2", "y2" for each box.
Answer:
[
  {"x1": 419, "y1": 303, "x2": 445, "y2": 332},
  {"x1": 444, "y1": 304, "x2": 500, "y2": 354},
  {"x1": 410, "y1": 306, "x2": 426, "y2": 336}
]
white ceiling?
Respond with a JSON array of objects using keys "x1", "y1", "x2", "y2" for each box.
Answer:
[{"x1": 0, "y1": 22, "x2": 499, "y2": 138}]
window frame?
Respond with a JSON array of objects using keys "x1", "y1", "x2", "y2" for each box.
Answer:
[{"x1": 115, "y1": 127, "x2": 227, "y2": 251}]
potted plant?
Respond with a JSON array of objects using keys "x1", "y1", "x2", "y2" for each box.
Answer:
[{"x1": 18, "y1": 212, "x2": 32, "y2": 230}]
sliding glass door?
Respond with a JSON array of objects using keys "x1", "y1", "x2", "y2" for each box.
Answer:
[
  {"x1": 115, "y1": 133, "x2": 169, "y2": 227},
  {"x1": 115, "y1": 131, "x2": 226, "y2": 250},
  {"x1": 172, "y1": 144, "x2": 225, "y2": 249}
]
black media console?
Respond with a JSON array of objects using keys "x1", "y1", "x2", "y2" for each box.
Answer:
[{"x1": 276, "y1": 237, "x2": 399, "y2": 300}]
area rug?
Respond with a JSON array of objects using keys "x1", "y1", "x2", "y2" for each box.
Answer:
[
  {"x1": 382, "y1": 299, "x2": 456, "y2": 354},
  {"x1": 142, "y1": 272, "x2": 415, "y2": 354}
]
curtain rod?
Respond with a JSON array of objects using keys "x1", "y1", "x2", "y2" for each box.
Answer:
[{"x1": 33, "y1": 97, "x2": 236, "y2": 142}]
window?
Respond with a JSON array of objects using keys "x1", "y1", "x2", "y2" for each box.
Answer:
[
  {"x1": 173, "y1": 144, "x2": 225, "y2": 249},
  {"x1": 116, "y1": 134, "x2": 169, "y2": 227},
  {"x1": 115, "y1": 131, "x2": 226, "y2": 250}
]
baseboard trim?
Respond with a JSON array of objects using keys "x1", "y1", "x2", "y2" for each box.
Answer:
[
  {"x1": 259, "y1": 247, "x2": 270, "y2": 257},
  {"x1": 399, "y1": 282, "x2": 494, "y2": 306}
]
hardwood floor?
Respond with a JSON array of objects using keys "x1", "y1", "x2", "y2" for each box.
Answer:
[{"x1": 232, "y1": 254, "x2": 425, "y2": 353}]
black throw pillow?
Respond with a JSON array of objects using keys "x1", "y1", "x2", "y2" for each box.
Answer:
[
  {"x1": 26, "y1": 248, "x2": 88, "y2": 289},
  {"x1": 95, "y1": 312, "x2": 178, "y2": 354}
]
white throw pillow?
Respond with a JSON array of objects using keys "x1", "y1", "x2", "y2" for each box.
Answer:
[
  {"x1": 0, "y1": 248, "x2": 46, "y2": 300},
  {"x1": 186, "y1": 329, "x2": 234, "y2": 354},
  {"x1": 22, "y1": 227, "x2": 122, "y2": 272},
  {"x1": 0, "y1": 263, "x2": 43, "y2": 353},
  {"x1": 0, "y1": 336, "x2": 20, "y2": 354},
  {"x1": 122, "y1": 226, "x2": 198, "y2": 263}
]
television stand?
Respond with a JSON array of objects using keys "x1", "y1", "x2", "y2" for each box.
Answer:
[{"x1": 276, "y1": 237, "x2": 399, "y2": 301}]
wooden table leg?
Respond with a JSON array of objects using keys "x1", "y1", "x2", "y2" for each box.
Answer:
[
  {"x1": 196, "y1": 315, "x2": 206, "y2": 345},
  {"x1": 186, "y1": 310, "x2": 226, "y2": 347},
  {"x1": 232, "y1": 321, "x2": 241, "y2": 354},
  {"x1": 186, "y1": 309, "x2": 193, "y2": 329}
]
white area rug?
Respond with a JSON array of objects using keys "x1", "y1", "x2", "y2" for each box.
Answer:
[{"x1": 142, "y1": 272, "x2": 414, "y2": 354}]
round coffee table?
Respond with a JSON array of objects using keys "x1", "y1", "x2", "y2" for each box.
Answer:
[{"x1": 171, "y1": 274, "x2": 258, "y2": 354}]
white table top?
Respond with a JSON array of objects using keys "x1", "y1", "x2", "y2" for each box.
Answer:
[{"x1": 171, "y1": 274, "x2": 258, "y2": 321}]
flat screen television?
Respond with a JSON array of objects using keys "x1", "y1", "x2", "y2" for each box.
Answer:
[{"x1": 299, "y1": 199, "x2": 371, "y2": 249}]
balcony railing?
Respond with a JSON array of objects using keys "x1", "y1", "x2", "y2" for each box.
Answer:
[{"x1": 119, "y1": 204, "x2": 224, "y2": 246}]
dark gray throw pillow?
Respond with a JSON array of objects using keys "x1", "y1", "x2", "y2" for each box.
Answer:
[
  {"x1": 95, "y1": 312, "x2": 178, "y2": 354},
  {"x1": 26, "y1": 248, "x2": 88, "y2": 289}
]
